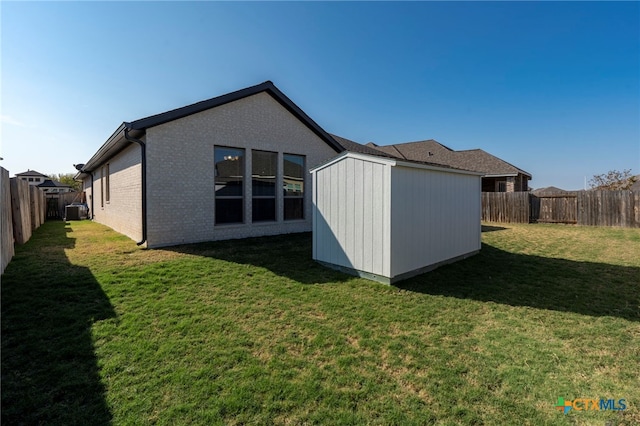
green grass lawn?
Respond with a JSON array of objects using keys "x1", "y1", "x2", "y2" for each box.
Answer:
[{"x1": 2, "y1": 221, "x2": 639, "y2": 425}]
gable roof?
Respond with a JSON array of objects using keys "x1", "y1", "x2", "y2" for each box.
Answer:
[
  {"x1": 369, "y1": 140, "x2": 531, "y2": 178},
  {"x1": 15, "y1": 170, "x2": 48, "y2": 178},
  {"x1": 76, "y1": 81, "x2": 345, "y2": 178},
  {"x1": 38, "y1": 179, "x2": 71, "y2": 188}
]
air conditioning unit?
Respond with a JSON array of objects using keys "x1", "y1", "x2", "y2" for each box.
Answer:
[{"x1": 65, "y1": 205, "x2": 80, "y2": 221}]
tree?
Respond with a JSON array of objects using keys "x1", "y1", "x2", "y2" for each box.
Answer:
[
  {"x1": 588, "y1": 169, "x2": 637, "y2": 190},
  {"x1": 48, "y1": 173, "x2": 82, "y2": 192}
]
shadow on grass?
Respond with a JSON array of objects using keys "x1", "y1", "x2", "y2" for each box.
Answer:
[
  {"x1": 397, "y1": 243, "x2": 640, "y2": 322},
  {"x1": 169, "y1": 233, "x2": 639, "y2": 321},
  {"x1": 481, "y1": 224, "x2": 508, "y2": 233},
  {"x1": 1, "y1": 221, "x2": 115, "y2": 425},
  {"x1": 167, "y1": 232, "x2": 354, "y2": 285}
]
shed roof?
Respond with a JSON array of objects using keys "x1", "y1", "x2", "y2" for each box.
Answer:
[{"x1": 311, "y1": 151, "x2": 484, "y2": 176}]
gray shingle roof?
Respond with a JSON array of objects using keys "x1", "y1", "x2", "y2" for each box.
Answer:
[
  {"x1": 370, "y1": 140, "x2": 531, "y2": 178},
  {"x1": 15, "y1": 170, "x2": 49, "y2": 178},
  {"x1": 330, "y1": 134, "x2": 399, "y2": 158},
  {"x1": 331, "y1": 135, "x2": 471, "y2": 172},
  {"x1": 38, "y1": 179, "x2": 71, "y2": 188}
]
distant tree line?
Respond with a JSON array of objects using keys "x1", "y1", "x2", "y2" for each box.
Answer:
[{"x1": 589, "y1": 169, "x2": 636, "y2": 191}]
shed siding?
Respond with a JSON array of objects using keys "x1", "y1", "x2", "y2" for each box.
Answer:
[
  {"x1": 313, "y1": 156, "x2": 390, "y2": 276},
  {"x1": 145, "y1": 92, "x2": 338, "y2": 248},
  {"x1": 390, "y1": 166, "x2": 481, "y2": 277},
  {"x1": 90, "y1": 143, "x2": 143, "y2": 242}
]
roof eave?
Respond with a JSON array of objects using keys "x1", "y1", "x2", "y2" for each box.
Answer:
[
  {"x1": 76, "y1": 123, "x2": 145, "y2": 179},
  {"x1": 127, "y1": 81, "x2": 343, "y2": 153},
  {"x1": 483, "y1": 172, "x2": 532, "y2": 178}
]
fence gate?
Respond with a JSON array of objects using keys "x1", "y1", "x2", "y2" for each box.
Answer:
[{"x1": 46, "y1": 197, "x2": 62, "y2": 219}]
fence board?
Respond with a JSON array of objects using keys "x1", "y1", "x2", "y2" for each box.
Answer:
[
  {"x1": 10, "y1": 178, "x2": 32, "y2": 245},
  {"x1": 30, "y1": 186, "x2": 42, "y2": 230},
  {"x1": 1, "y1": 168, "x2": 14, "y2": 274}
]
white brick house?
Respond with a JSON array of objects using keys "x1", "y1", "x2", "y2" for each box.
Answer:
[{"x1": 75, "y1": 81, "x2": 376, "y2": 248}]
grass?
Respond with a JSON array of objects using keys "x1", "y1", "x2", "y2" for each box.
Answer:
[{"x1": 2, "y1": 220, "x2": 639, "y2": 425}]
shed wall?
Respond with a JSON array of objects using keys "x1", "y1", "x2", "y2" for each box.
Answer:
[
  {"x1": 390, "y1": 166, "x2": 481, "y2": 277},
  {"x1": 145, "y1": 92, "x2": 338, "y2": 247},
  {"x1": 313, "y1": 156, "x2": 391, "y2": 277}
]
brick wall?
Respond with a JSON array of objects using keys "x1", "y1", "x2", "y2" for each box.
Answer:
[
  {"x1": 144, "y1": 92, "x2": 339, "y2": 248},
  {"x1": 89, "y1": 144, "x2": 143, "y2": 242}
]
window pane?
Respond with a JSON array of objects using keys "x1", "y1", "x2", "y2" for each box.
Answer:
[
  {"x1": 283, "y1": 154, "x2": 304, "y2": 197},
  {"x1": 252, "y1": 150, "x2": 276, "y2": 196},
  {"x1": 215, "y1": 199, "x2": 243, "y2": 224},
  {"x1": 252, "y1": 198, "x2": 276, "y2": 222},
  {"x1": 284, "y1": 198, "x2": 304, "y2": 220},
  {"x1": 215, "y1": 147, "x2": 244, "y2": 197}
]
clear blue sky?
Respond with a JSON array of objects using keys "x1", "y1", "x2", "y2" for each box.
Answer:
[{"x1": 2, "y1": 1, "x2": 638, "y2": 190}]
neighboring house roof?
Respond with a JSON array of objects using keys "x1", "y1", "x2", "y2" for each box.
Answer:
[
  {"x1": 531, "y1": 186, "x2": 568, "y2": 195},
  {"x1": 331, "y1": 134, "x2": 399, "y2": 158},
  {"x1": 38, "y1": 179, "x2": 71, "y2": 189},
  {"x1": 76, "y1": 81, "x2": 345, "y2": 179},
  {"x1": 366, "y1": 140, "x2": 532, "y2": 178},
  {"x1": 330, "y1": 136, "x2": 473, "y2": 172},
  {"x1": 15, "y1": 170, "x2": 49, "y2": 178}
]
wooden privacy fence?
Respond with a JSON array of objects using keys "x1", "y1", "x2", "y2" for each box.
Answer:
[
  {"x1": 1, "y1": 168, "x2": 14, "y2": 274},
  {"x1": 481, "y1": 192, "x2": 530, "y2": 223},
  {"x1": 482, "y1": 191, "x2": 640, "y2": 228},
  {"x1": 46, "y1": 192, "x2": 84, "y2": 220},
  {"x1": 1, "y1": 168, "x2": 48, "y2": 274}
]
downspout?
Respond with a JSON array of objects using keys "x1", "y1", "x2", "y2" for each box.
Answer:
[
  {"x1": 90, "y1": 172, "x2": 95, "y2": 219},
  {"x1": 124, "y1": 128, "x2": 148, "y2": 246}
]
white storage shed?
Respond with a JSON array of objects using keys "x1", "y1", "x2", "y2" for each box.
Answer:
[{"x1": 311, "y1": 152, "x2": 483, "y2": 284}]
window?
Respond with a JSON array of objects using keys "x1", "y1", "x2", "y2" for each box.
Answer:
[
  {"x1": 35, "y1": 178, "x2": 41, "y2": 182},
  {"x1": 105, "y1": 164, "x2": 110, "y2": 202},
  {"x1": 28, "y1": 177, "x2": 34, "y2": 182},
  {"x1": 496, "y1": 181, "x2": 507, "y2": 192},
  {"x1": 252, "y1": 150, "x2": 276, "y2": 222},
  {"x1": 283, "y1": 154, "x2": 304, "y2": 220},
  {"x1": 215, "y1": 147, "x2": 245, "y2": 224}
]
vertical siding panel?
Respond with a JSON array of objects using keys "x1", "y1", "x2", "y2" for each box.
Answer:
[
  {"x1": 330, "y1": 162, "x2": 338, "y2": 265},
  {"x1": 382, "y1": 164, "x2": 392, "y2": 278},
  {"x1": 372, "y1": 163, "x2": 385, "y2": 275},
  {"x1": 362, "y1": 161, "x2": 373, "y2": 273},
  {"x1": 336, "y1": 162, "x2": 346, "y2": 267},
  {"x1": 353, "y1": 159, "x2": 364, "y2": 270},
  {"x1": 323, "y1": 168, "x2": 333, "y2": 262},
  {"x1": 345, "y1": 158, "x2": 355, "y2": 267}
]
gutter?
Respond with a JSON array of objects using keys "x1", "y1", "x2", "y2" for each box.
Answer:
[{"x1": 123, "y1": 127, "x2": 148, "y2": 247}]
